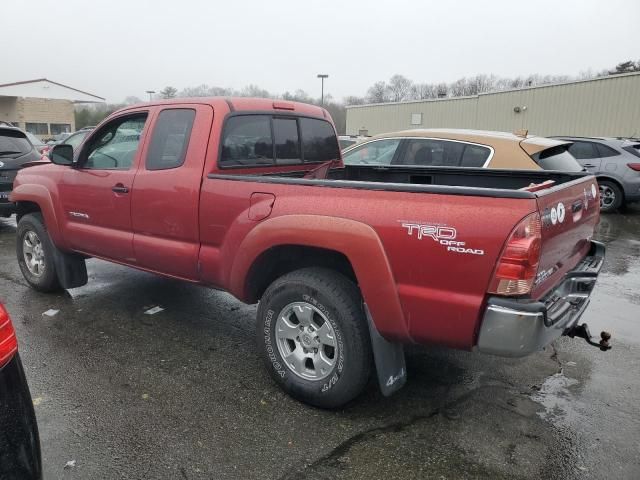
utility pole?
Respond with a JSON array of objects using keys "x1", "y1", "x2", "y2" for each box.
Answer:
[{"x1": 317, "y1": 74, "x2": 329, "y2": 106}]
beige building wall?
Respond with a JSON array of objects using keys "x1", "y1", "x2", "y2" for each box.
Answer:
[
  {"x1": 0, "y1": 97, "x2": 75, "y2": 138},
  {"x1": 346, "y1": 72, "x2": 640, "y2": 138}
]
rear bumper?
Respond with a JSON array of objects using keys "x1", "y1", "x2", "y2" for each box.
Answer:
[
  {"x1": 476, "y1": 241, "x2": 605, "y2": 357},
  {"x1": 0, "y1": 182, "x2": 15, "y2": 215}
]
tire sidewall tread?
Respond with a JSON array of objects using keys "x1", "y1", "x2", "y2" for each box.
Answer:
[
  {"x1": 16, "y1": 213, "x2": 62, "y2": 292},
  {"x1": 257, "y1": 267, "x2": 371, "y2": 408}
]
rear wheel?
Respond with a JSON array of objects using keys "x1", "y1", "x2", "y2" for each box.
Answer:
[
  {"x1": 599, "y1": 180, "x2": 623, "y2": 213},
  {"x1": 257, "y1": 267, "x2": 372, "y2": 408},
  {"x1": 16, "y1": 213, "x2": 62, "y2": 292}
]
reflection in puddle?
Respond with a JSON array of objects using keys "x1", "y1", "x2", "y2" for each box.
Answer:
[{"x1": 531, "y1": 372, "x2": 579, "y2": 426}]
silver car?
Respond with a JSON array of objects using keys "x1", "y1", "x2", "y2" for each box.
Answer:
[{"x1": 552, "y1": 137, "x2": 640, "y2": 212}]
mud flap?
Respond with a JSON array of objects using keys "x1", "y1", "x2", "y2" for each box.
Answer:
[
  {"x1": 52, "y1": 248, "x2": 88, "y2": 289},
  {"x1": 364, "y1": 304, "x2": 407, "y2": 396}
]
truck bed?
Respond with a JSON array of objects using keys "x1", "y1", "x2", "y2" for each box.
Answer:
[{"x1": 209, "y1": 164, "x2": 590, "y2": 198}]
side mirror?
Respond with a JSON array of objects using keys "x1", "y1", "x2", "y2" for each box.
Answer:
[{"x1": 49, "y1": 144, "x2": 74, "y2": 166}]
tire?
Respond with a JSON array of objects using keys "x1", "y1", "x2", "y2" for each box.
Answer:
[
  {"x1": 599, "y1": 180, "x2": 623, "y2": 213},
  {"x1": 16, "y1": 213, "x2": 63, "y2": 292},
  {"x1": 257, "y1": 267, "x2": 372, "y2": 408}
]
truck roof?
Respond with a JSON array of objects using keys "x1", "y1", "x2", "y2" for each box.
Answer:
[{"x1": 115, "y1": 97, "x2": 329, "y2": 119}]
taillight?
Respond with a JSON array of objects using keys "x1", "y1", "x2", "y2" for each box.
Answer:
[
  {"x1": 0, "y1": 304, "x2": 18, "y2": 368},
  {"x1": 627, "y1": 163, "x2": 640, "y2": 172},
  {"x1": 489, "y1": 212, "x2": 542, "y2": 296}
]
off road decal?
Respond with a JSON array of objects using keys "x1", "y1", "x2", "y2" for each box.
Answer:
[
  {"x1": 303, "y1": 294, "x2": 345, "y2": 392},
  {"x1": 265, "y1": 309, "x2": 286, "y2": 378},
  {"x1": 401, "y1": 222, "x2": 484, "y2": 256}
]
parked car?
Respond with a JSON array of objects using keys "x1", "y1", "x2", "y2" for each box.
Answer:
[
  {"x1": 551, "y1": 136, "x2": 640, "y2": 212},
  {"x1": 24, "y1": 132, "x2": 49, "y2": 156},
  {"x1": 12, "y1": 98, "x2": 608, "y2": 408},
  {"x1": 342, "y1": 128, "x2": 583, "y2": 172},
  {"x1": 0, "y1": 125, "x2": 42, "y2": 217},
  {"x1": 0, "y1": 303, "x2": 42, "y2": 479},
  {"x1": 60, "y1": 128, "x2": 93, "y2": 150},
  {"x1": 338, "y1": 135, "x2": 368, "y2": 150}
]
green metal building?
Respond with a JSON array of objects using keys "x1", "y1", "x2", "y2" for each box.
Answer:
[{"x1": 345, "y1": 72, "x2": 640, "y2": 138}]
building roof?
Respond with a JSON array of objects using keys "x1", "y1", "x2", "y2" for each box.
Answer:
[
  {"x1": 345, "y1": 71, "x2": 640, "y2": 109},
  {"x1": 0, "y1": 78, "x2": 104, "y2": 103}
]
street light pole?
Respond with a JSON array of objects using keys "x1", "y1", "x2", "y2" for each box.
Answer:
[
  {"x1": 145, "y1": 90, "x2": 156, "y2": 101},
  {"x1": 317, "y1": 74, "x2": 328, "y2": 106}
]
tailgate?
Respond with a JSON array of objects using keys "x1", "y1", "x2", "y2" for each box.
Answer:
[{"x1": 531, "y1": 175, "x2": 600, "y2": 300}]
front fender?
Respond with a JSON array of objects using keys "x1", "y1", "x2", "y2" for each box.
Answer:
[
  {"x1": 11, "y1": 184, "x2": 65, "y2": 248},
  {"x1": 229, "y1": 214, "x2": 410, "y2": 341}
]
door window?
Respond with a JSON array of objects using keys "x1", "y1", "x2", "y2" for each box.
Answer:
[
  {"x1": 81, "y1": 114, "x2": 147, "y2": 170},
  {"x1": 397, "y1": 139, "x2": 467, "y2": 167},
  {"x1": 146, "y1": 109, "x2": 196, "y2": 170},
  {"x1": 567, "y1": 141, "x2": 598, "y2": 160},
  {"x1": 342, "y1": 139, "x2": 401, "y2": 165},
  {"x1": 460, "y1": 144, "x2": 491, "y2": 167},
  {"x1": 595, "y1": 143, "x2": 620, "y2": 158}
]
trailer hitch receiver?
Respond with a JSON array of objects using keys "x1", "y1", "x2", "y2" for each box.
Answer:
[{"x1": 566, "y1": 323, "x2": 611, "y2": 351}]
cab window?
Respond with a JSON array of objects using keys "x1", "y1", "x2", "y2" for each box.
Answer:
[
  {"x1": 81, "y1": 114, "x2": 147, "y2": 170},
  {"x1": 220, "y1": 115, "x2": 273, "y2": 167},
  {"x1": 146, "y1": 109, "x2": 196, "y2": 170}
]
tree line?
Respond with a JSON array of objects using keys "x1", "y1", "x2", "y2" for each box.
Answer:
[{"x1": 75, "y1": 60, "x2": 640, "y2": 133}]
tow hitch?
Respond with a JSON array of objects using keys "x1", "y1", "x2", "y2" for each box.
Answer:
[{"x1": 566, "y1": 323, "x2": 612, "y2": 351}]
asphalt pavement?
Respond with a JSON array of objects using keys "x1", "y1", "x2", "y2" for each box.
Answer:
[{"x1": 0, "y1": 207, "x2": 638, "y2": 480}]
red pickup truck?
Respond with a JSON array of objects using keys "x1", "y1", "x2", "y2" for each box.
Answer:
[{"x1": 11, "y1": 98, "x2": 609, "y2": 407}]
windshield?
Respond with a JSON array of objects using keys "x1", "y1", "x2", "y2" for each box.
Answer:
[
  {"x1": 339, "y1": 139, "x2": 357, "y2": 149},
  {"x1": 64, "y1": 130, "x2": 90, "y2": 149},
  {"x1": 25, "y1": 131, "x2": 45, "y2": 146},
  {"x1": 0, "y1": 129, "x2": 33, "y2": 157},
  {"x1": 532, "y1": 144, "x2": 583, "y2": 172}
]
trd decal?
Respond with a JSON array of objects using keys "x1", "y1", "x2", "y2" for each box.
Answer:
[{"x1": 401, "y1": 222, "x2": 484, "y2": 256}]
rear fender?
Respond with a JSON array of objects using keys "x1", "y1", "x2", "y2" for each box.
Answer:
[{"x1": 229, "y1": 215, "x2": 410, "y2": 341}]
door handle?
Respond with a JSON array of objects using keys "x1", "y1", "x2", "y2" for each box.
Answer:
[
  {"x1": 583, "y1": 164, "x2": 596, "y2": 168},
  {"x1": 112, "y1": 184, "x2": 129, "y2": 194}
]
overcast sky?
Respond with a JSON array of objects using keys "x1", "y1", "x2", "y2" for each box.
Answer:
[{"x1": 2, "y1": 0, "x2": 639, "y2": 103}]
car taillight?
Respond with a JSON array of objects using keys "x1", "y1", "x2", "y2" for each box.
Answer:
[
  {"x1": 627, "y1": 163, "x2": 640, "y2": 172},
  {"x1": 0, "y1": 304, "x2": 18, "y2": 368},
  {"x1": 488, "y1": 212, "x2": 542, "y2": 296}
]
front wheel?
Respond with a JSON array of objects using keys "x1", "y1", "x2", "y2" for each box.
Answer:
[
  {"x1": 257, "y1": 267, "x2": 372, "y2": 408},
  {"x1": 599, "y1": 180, "x2": 623, "y2": 213},
  {"x1": 16, "y1": 213, "x2": 62, "y2": 292}
]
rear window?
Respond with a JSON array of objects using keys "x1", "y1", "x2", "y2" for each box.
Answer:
[
  {"x1": 622, "y1": 144, "x2": 640, "y2": 158},
  {"x1": 220, "y1": 115, "x2": 338, "y2": 167},
  {"x1": 533, "y1": 145, "x2": 583, "y2": 172},
  {"x1": 274, "y1": 118, "x2": 301, "y2": 164},
  {"x1": 0, "y1": 129, "x2": 33, "y2": 157},
  {"x1": 300, "y1": 118, "x2": 340, "y2": 162},
  {"x1": 221, "y1": 115, "x2": 273, "y2": 167}
]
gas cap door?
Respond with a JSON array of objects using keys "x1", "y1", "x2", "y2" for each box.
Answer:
[{"x1": 248, "y1": 192, "x2": 276, "y2": 221}]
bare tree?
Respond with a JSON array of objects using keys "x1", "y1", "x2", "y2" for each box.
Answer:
[
  {"x1": 367, "y1": 81, "x2": 389, "y2": 103},
  {"x1": 387, "y1": 74, "x2": 412, "y2": 102},
  {"x1": 124, "y1": 96, "x2": 143, "y2": 105},
  {"x1": 344, "y1": 95, "x2": 366, "y2": 105},
  {"x1": 159, "y1": 86, "x2": 178, "y2": 99},
  {"x1": 410, "y1": 83, "x2": 437, "y2": 100}
]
